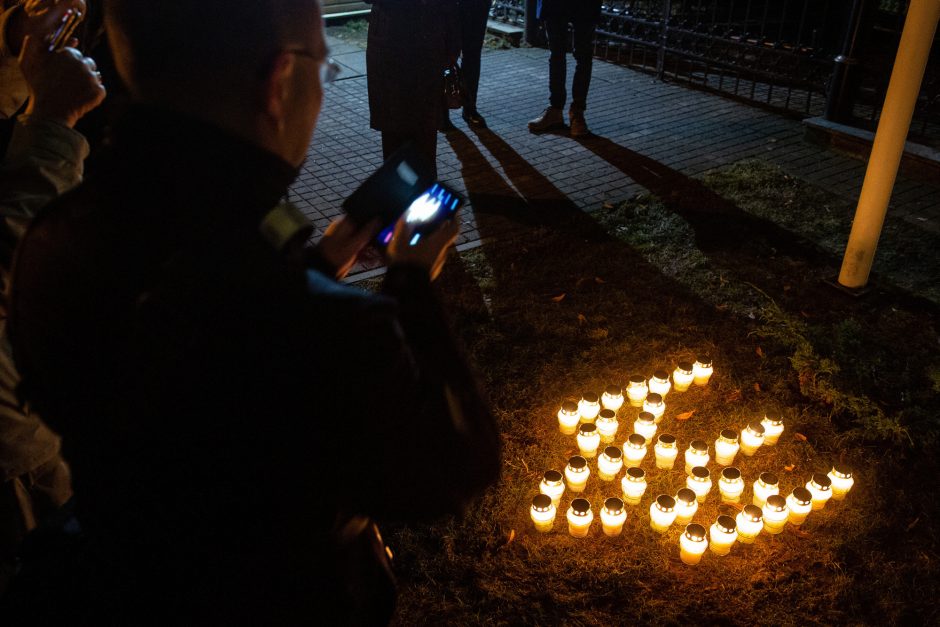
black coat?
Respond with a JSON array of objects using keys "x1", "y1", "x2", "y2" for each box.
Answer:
[
  {"x1": 366, "y1": 0, "x2": 460, "y2": 133},
  {"x1": 537, "y1": 0, "x2": 602, "y2": 21}
]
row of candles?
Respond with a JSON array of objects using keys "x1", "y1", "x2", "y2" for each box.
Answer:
[{"x1": 530, "y1": 357, "x2": 857, "y2": 564}]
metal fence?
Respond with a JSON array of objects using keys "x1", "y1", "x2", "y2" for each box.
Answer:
[{"x1": 490, "y1": 0, "x2": 940, "y2": 147}]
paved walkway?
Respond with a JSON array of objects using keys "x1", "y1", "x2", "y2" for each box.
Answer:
[{"x1": 290, "y1": 35, "x2": 940, "y2": 280}]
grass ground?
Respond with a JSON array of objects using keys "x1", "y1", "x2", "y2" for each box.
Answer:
[{"x1": 372, "y1": 157, "x2": 940, "y2": 626}]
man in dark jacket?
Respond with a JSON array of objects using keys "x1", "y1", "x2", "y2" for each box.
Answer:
[
  {"x1": 528, "y1": 0, "x2": 602, "y2": 137},
  {"x1": 5, "y1": 0, "x2": 500, "y2": 624}
]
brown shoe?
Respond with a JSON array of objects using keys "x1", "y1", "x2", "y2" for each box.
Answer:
[
  {"x1": 569, "y1": 107, "x2": 590, "y2": 137},
  {"x1": 528, "y1": 106, "x2": 565, "y2": 133}
]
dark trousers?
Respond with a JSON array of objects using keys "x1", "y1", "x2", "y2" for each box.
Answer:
[
  {"x1": 459, "y1": 0, "x2": 492, "y2": 112},
  {"x1": 382, "y1": 130, "x2": 438, "y2": 181},
  {"x1": 545, "y1": 15, "x2": 596, "y2": 110}
]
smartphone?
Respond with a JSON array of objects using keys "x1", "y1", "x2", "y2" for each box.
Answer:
[
  {"x1": 375, "y1": 182, "x2": 464, "y2": 247},
  {"x1": 48, "y1": 9, "x2": 83, "y2": 52}
]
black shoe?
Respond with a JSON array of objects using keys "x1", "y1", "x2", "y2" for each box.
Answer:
[
  {"x1": 441, "y1": 115, "x2": 458, "y2": 133},
  {"x1": 462, "y1": 109, "x2": 487, "y2": 127}
]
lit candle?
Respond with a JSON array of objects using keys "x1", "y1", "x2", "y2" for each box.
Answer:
[
  {"x1": 714, "y1": 429, "x2": 740, "y2": 466},
  {"x1": 625, "y1": 375, "x2": 648, "y2": 407},
  {"x1": 539, "y1": 470, "x2": 565, "y2": 507},
  {"x1": 679, "y1": 523, "x2": 708, "y2": 565},
  {"x1": 577, "y1": 423, "x2": 600, "y2": 459},
  {"x1": 806, "y1": 473, "x2": 833, "y2": 510},
  {"x1": 684, "y1": 439, "x2": 709, "y2": 474},
  {"x1": 752, "y1": 472, "x2": 779, "y2": 508},
  {"x1": 567, "y1": 498, "x2": 593, "y2": 538},
  {"x1": 621, "y1": 467, "x2": 647, "y2": 506},
  {"x1": 693, "y1": 355, "x2": 713, "y2": 386},
  {"x1": 633, "y1": 411, "x2": 657, "y2": 441},
  {"x1": 565, "y1": 455, "x2": 590, "y2": 493},
  {"x1": 597, "y1": 446, "x2": 623, "y2": 481},
  {"x1": 595, "y1": 409, "x2": 619, "y2": 443},
  {"x1": 673, "y1": 362, "x2": 694, "y2": 392},
  {"x1": 654, "y1": 433, "x2": 678, "y2": 470},
  {"x1": 530, "y1": 494, "x2": 556, "y2": 532},
  {"x1": 557, "y1": 400, "x2": 580, "y2": 435},
  {"x1": 687, "y1": 466, "x2": 712, "y2": 503},
  {"x1": 649, "y1": 494, "x2": 677, "y2": 533},
  {"x1": 762, "y1": 494, "x2": 789, "y2": 534},
  {"x1": 674, "y1": 488, "x2": 698, "y2": 525},
  {"x1": 739, "y1": 421, "x2": 765, "y2": 457},
  {"x1": 718, "y1": 467, "x2": 745, "y2": 503},
  {"x1": 642, "y1": 393, "x2": 666, "y2": 424},
  {"x1": 601, "y1": 497, "x2": 627, "y2": 536},
  {"x1": 648, "y1": 369, "x2": 671, "y2": 397},
  {"x1": 787, "y1": 487, "x2": 813, "y2": 526},
  {"x1": 760, "y1": 411, "x2": 785, "y2": 445},
  {"x1": 828, "y1": 464, "x2": 854, "y2": 500},
  {"x1": 579, "y1": 392, "x2": 600, "y2": 423},
  {"x1": 736, "y1": 504, "x2": 763, "y2": 544},
  {"x1": 601, "y1": 384, "x2": 624, "y2": 412},
  {"x1": 709, "y1": 515, "x2": 738, "y2": 555},
  {"x1": 623, "y1": 433, "x2": 648, "y2": 468}
]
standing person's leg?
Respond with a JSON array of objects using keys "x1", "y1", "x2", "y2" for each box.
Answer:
[
  {"x1": 528, "y1": 16, "x2": 568, "y2": 132},
  {"x1": 568, "y1": 16, "x2": 596, "y2": 137},
  {"x1": 459, "y1": 0, "x2": 492, "y2": 125}
]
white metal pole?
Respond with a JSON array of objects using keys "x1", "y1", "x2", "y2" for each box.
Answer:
[{"x1": 837, "y1": 0, "x2": 940, "y2": 289}]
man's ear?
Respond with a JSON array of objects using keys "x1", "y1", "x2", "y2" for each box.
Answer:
[{"x1": 263, "y1": 52, "x2": 297, "y2": 126}]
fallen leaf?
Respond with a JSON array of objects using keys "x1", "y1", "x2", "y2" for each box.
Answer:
[
  {"x1": 594, "y1": 276, "x2": 606, "y2": 284},
  {"x1": 783, "y1": 285, "x2": 792, "y2": 292},
  {"x1": 715, "y1": 304, "x2": 729, "y2": 311},
  {"x1": 756, "y1": 346, "x2": 764, "y2": 358},
  {"x1": 676, "y1": 410, "x2": 696, "y2": 421},
  {"x1": 906, "y1": 517, "x2": 921, "y2": 532},
  {"x1": 726, "y1": 389, "x2": 742, "y2": 402},
  {"x1": 551, "y1": 293, "x2": 566, "y2": 302},
  {"x1": 575, "y1": 277, "x2": 588, "y2": 288},
  {"x1": 723, "y1": 501, "x2": 745, "y2": 511},
  {"x1": 784, "y1": 464, "x2": 795, "y2": 472},
  {"x1": 507, "y1": 529, "x2": 516, "y2": 545},
  {"x1": 794, "y1": 433, "x2": 807, "y2": 442},
  {"x1": 753, "y1": 383, "x2": 762, "y2": 392},
  {"x1": 791, "y1": 527, "x2": 810, "y2": 539},
  {"x1": 800, "y1": 311, "x2": 812, "y2": 318},
  {"x1": 577, "y1": 313, "x2": 587, "y2": 325}
]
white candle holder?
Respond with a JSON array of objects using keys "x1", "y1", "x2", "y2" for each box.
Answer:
[
  {"x1": 597, "y1": 446, "x2": 624, "y2": 481},
  {"x1": 679, "y1": 523, "x2": 708, "y2": 565},
  {"x1": 752, "y1": 471, "x2": 779, "y2": 508},
  {"x1": 718, "y1": 467, "x2": 745, "y2": 503},
  {"x1": 654, "y1": 433, "x2": 678, "y2": 470},
  {"x1": 739, "y1": 421, "x2": 765, "y2": 457},
  {"x1": 674, "y1": 488, "x2": 698, "y2": 525},
  {"x1": 648, "y1": 369, "x2": 671, "y2": 397},
  {"x1": 621, "y1": 467, "x2": 647, "y2": 506},
  {"x1": 633, "y1": 411, "x2": 657, "y2": 441},
  {"x1": 601, "y1": 385, "x2": 624, "y2": 412},
  {"x1": 736, "y1": 504, "x2": 763, "y2": 544},
  {"x1": 565, "y1": 455, "x2": 590, "y2": 493},
  {"x1": 806, "y1": 473, "x2": 833, "y2": 510},
  {"x1": 577, "y1": 423, "x2": 601, "y2": 458},
  {"x1": 530, "y1": 494, "x2": 556, "y2": 533},
  {"x1": 760, "y1": 411, "x2": 785, "y2": 445},
  {"x1": 828, "y1": 464, "x2": 854, "y2": 500},
  {"x1": 642, "y1": 393, "x2": 666, "y2": 424},
  {"x1": 684, "y1": 440, "x2": 709, "y2": 474},
  {"x1": 650, "y1": 494, "x2": 677, "y2": 533},
  {"x1": 578, "y1": 392, "x2": 600, "y2": 423},
  {"x1": 625, "y1": 375, "x2": 648, "y2": 408},
  {"x1": 709, "y1": 515, "x2": 738, "y2": 555},
  {"x1": 601, "y1": 497, "x2": 627, "y2": 536},
  {"x1": 714, "y1": 429, "x2": 740, "y2": 466},
  {"x1": 693, "y1": 355, "x2": 713, "y2": 386},
  {"x1": 787, "y1": 487, "x2": 813, "y2": 526},
  {"x1": 539, "y1": 470, "x2": 565, "y2": 507},
  {"x1": 595, "y1": 409, "x2": 619, "y2": 443},
  {"x1": 623, "y1": 433, "x2": 648, "y2": 468},
  {"x1": 673, "y1": 362, "x2": 695, "y2": 392},
  {"x1": 687, "y1": 466, "x2": 712, "y2": 503},
  {"x1": 762, "y1": 494, "x2": 789, "y2": 534},
  {"x1": 557, "y1": 400, "x2": 580, "y2": 435},
  {"x1": 567, "y1": 498, "x2": 593, "y2": 538}
]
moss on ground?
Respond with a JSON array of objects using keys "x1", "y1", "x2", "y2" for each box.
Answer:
[{"x1": 374, "y1": 159, "x2": 939, "y2": 625}]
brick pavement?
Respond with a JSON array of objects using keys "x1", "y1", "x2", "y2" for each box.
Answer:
[{"x1": 291, "y1": 35, "x2": 940, "y2": 280}]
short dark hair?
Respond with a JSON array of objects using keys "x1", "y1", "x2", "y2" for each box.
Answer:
[{"x1": 105, "y1": 0, "x2": 321, "y2": 92}]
